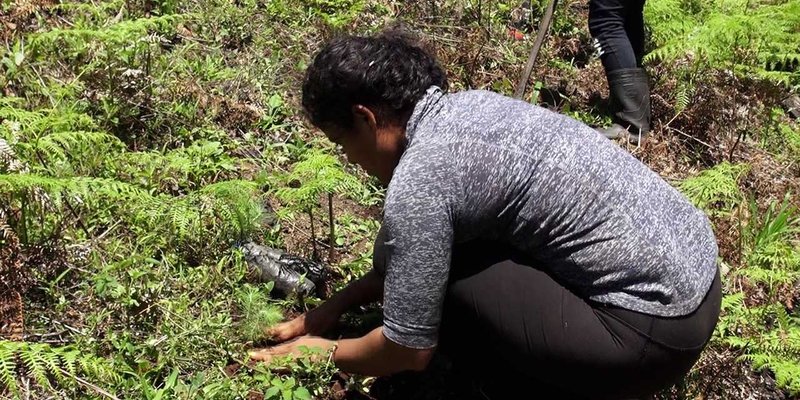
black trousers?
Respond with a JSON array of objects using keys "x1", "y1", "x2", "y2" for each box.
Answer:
[
  {"x1": 438, "y1": 242, "x2": 722, "y2": 400},
  {"x1": 588, "y1": 0, "x2": 647, "y2": 72}
]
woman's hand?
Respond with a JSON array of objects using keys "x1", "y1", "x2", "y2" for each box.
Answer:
[
  {"x1": 249, "y1": 336, "x2": 336, "y2": 366},
  {"x1": 266, "y1": 302, "x2": 342, "y2": 343},
  {"x1": 250, "y1": 327, "x2": 434, "y2": 377},
  {"x1": 265, "y1": 269, "x2": 384, "y2": 343}
]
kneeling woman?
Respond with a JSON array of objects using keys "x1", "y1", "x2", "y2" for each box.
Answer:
[{"x1": 250, "y1": 30, "x2": 721, "y2": 399}]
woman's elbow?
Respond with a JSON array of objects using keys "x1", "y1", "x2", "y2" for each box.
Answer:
[{"x1": 406, "y1": 348, "x2": 435, "y2": 371}]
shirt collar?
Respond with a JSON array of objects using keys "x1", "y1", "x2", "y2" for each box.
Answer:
[{"x1": 404, "y1": 85, "x2": 445, "y2": 146}]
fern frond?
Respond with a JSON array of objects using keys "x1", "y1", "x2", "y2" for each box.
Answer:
[
  {"x1": 0, "y1": 101, "x2": 96, "y2": 140},
  {"x1": 273, "y1": 149, "x2": 365, "y2": 212},
  {"x1": 770, "y1": 357, "x2": 800, "y2": 395},
  {"x1": 37, "y1": 130, "x2": 124, "y2": 158},
  {"x1": 31, "y1": 15, "x2": 181, "y2": 57},
  {"x1": 678, "y1": 162, "x2": 749, "y2": 216},
  {"x1": 0, "y1": 341, "x2": 19, "y2": 396},
  {"x1": 0, "y1": 340, "x2": 122, "y2": 393},
  {"x1": 675, "y1": 81, "x2": 694, "y2": 114},
  {"x1": 58, "y1": 348, "x2": 79, "y2": 378},
  {"x1": 645, "y1": 0, "x2": 800, "y2": 85},
  {"x1": 20, "y1": 342, "x2": 50, "y2": 388},
  {"x1": 41, "y1": 345, "x2": 63, "y2": 382},
  {"x1": 738, "y1": 266, "x2": 798, "y2": 288},
  {"x1": 68, "y1": 177, "x2": 150, "y2": 202}
]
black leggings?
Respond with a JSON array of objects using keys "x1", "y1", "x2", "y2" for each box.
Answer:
[
  {"x1": 438, "y1": 243, "x2": 722, "y2": 400},
  {"x1": 588, "y1": 0, "x2": 647, "y2": 72}
]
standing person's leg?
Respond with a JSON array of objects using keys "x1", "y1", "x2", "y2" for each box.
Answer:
[
  {"x1": 624, "y1": 0, "x2": 647, "y2": 67},
  {"x1": 438, "y1": 242, "x2": 720, "y2": 400},
  {"x1": 588, "y1": 0, "x2": 638, "y2": 72},
  {"x1": 589, "y1": 0, "x2": 651, "y2": 144}
]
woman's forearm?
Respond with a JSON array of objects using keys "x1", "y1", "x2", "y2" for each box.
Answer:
[
  {"x1": 324, "y1": 269, "x2": 383, "y2": 315},
  {"x1": 333, "y1": 327, "x2": 434, "y2": 376}
]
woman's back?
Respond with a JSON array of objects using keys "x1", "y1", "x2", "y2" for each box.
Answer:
[{"x1": 383, "y1": 87, "x2": 718, "y2": 328}]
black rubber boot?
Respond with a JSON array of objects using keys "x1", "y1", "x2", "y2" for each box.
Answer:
[{"x1": 598, "y1": 68, "x2": 651, "y2": 145}]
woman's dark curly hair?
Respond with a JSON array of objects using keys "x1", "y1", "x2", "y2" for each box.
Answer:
[{"x1": 301, "y1": 28, "x2": 449, "y2": 130}]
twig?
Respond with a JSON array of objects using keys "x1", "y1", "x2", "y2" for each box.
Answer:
[
  {"x1": 93, "y1": 220, "x2": 122, "y2": 243},
  {"x1": 23, "y1": 330, "x2": 68, "y2": 340},
  {"x1": 51, "y1": 319, "x2": 85, "y2": 336},
  {"x1": 664, "y1": 108, "x2": 686, "y2": 128},
  {"x1": 58, "y1": 367, "x2": 120, "y2": 400},
  {"x1": 328, "y1": 193, "x2": 335, "y2": 260},
  {"x1": 23, "y1": 375, "x2": 30, "y2": 400},
  {"x1": 308, "y1": 208, "x2": 318, "y2": 261},
  {"x1": 728, "y1": 130, "x2": 745, "y2": 161},
  {"x1": 666, "y1": 126, "x2": 713, "y2": 149}
]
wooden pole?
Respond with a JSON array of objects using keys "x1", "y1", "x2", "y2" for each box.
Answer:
[{"x1": 514, "y1": 0, "x2": 559, "y2": 100}]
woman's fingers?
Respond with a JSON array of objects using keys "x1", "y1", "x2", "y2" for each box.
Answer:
[
  {"x1": 248, "y1": 349, "x2": 273, "y2": 362},
  {"x1": 266, "y1": 315, "x2": 307, "y2": 342},
  {"x1": 248, "y1": 341, "x2": 294, "y2": 362}
]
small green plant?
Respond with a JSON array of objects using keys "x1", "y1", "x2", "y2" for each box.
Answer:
[
  {"x1": 303, "y1": 0, "x2": 365, "y2": 28},
  {"x1": 717, "y1": 296, "x2": 800, "y2": 395},
  {"x1": 760, "y1": 108, "x2": 800, "y2": 161},
  {"x1": 273, "y1": 149, "x2": 363, "y2": 260},
  {"x1": 236, "y1": 283, "x2": 284, "y2": 342},
  {"x1": 263, "y1": 376, "x2": 313, "y2": 400},
  {"x1": 739, "y1": 194, "x2": 800, "y2": 293},
  {"x1": 257, "y1": 345, "x2": 338, "y2": 399}
]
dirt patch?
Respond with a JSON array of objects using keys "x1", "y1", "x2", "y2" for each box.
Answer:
[
  {"x1": 277, "y1": 193, "x2": 380, "y2": 268},
  {"x1": 657, "y1": 346, "x2": 789, "y2": 400},
  {"x1": 0, "y1": 0, "x2": 56, "y2": 41}
]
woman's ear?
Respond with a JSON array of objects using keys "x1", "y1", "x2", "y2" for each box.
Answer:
[{"x1": 351, "y1": 104, "x2": 379, "y2": 134}]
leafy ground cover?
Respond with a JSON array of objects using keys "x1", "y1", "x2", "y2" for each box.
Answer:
[{"x1": 1, "y1": 0, "x2": 799, "y2": 399}]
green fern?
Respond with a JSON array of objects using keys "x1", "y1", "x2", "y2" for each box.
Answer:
[
  {"x1": 674, "y1": 81, "x2": 694, "y2": 114},
  {"x1": 0, "y1": 341, "x2": 20, "y2": 396},
  {"x1": 0, "y1": 100, "x2": 97, "y2": 141},
  {"x1": 678, "y1": 162, "x2": 749, "y2": 217},
  {"x1": 0, "y1": 173, "x2": 150, "y2": 205},
  {"x1": 718, "y1": 295, "x2": 800, "y2": 395},
  {"x1": 0, "y1": 169, "x2": 263, "y2": 252},
  {"x1": 113, "y1": 141, "x2": 237, "y2": 193},
  {"x1": 718, "y1": 194, "x2": 800, "y2": 395},
  {"x1": 13, "y1": 131, "x2": 126, "y2": 176},
  {"x1": 132, "y1": 179, "x2": 264, "y2": 245},
  {"x1": 273, "y1": 150, "x2": 363, "y2": 212},
  {"x1": 31, "y1": 15, "x2": 181, "y2": 57},
  {"x1": 272, "y1": 149, "x2": 364, "y2": 258},
  {"x1": 645, "y1": 0, "x2": 800, "y2": 86},
  {"x1": 0, "y1": 340, "x2": 121, "y2": 395},
  {"x1": 731, "y1": 320, "x2": 800, "y2": 395}
]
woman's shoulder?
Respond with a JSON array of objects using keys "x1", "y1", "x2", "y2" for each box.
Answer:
[
  {"x1": 442, "y1": 88, "x2": 560, "y2": 127},
  {"x1": 446, "y1": 88, "x2": 517, "y2": 104}
]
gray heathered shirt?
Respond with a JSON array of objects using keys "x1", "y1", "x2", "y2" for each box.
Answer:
[{"x1": 373, "y1": 86, "x2": 719, "y2": 349}]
